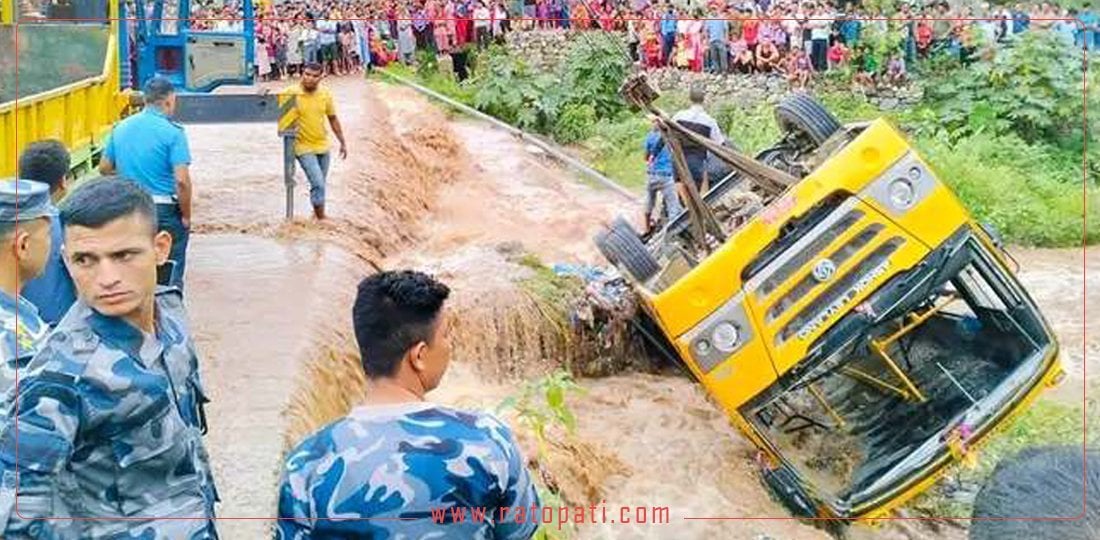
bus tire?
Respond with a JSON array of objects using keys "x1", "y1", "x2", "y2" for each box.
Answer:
[
  {"x1": 775, "y1": 93, "x2": 842, "y2": 148},
  {"x1": 595, "y1": 223, "x2": 660, "y2": 283}
]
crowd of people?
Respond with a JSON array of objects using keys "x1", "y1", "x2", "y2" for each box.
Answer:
[
  {"x1": 177, "y1": 0, "x2": 1091, "y2": 89},
  {"x1": 187, "y1": 0, "x2": 518, "y2": 79}
]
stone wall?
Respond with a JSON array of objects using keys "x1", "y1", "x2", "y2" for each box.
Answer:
[{"x1": 505, "y1": 29, "x2": 924, "y2": 110}]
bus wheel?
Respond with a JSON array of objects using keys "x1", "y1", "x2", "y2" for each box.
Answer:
[
  {"x1": 595, "y1": 219, "x2": 660, "y2": 283},
  {"x1": 775, "y1": 93, "x2": 842, "y2": 150}
]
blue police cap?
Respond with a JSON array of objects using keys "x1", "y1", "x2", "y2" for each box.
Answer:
[{"x1": 0, "y1": 179, "x2": 58, "y2": 223}]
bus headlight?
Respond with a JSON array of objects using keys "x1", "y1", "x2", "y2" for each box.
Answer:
[
  {"x1": 888, "y1": 178, "x2": 916, "y2": 209},
  {"x1": 680, "y1": 293, "x2": 754, "y2": 373},
  {"x1": 712, "y1": 322, "x2": 741, "y2": 353},
  {"x1": 863, "y1": 152, "x2": 935, "y2": 216}
]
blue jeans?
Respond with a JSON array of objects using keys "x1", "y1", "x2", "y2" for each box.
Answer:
[
  {"x1": 296, "y1": 152, "x2": 331, "y2": 208},
  {"x1": 662, "y1": 33, "x2": 676, "y2": 66},
  {"x1": 157, "y1": 203, "x2": 189, "y2": 289},
  {"x1": 304, "y1": 42, "x2": 319, "y2": 64}
]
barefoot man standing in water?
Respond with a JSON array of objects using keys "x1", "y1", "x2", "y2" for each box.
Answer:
[{"x1": 286, "y1": 62, "x2": 348, "y2": 220}]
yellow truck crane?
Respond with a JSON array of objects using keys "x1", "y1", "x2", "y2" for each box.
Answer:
[
  {"x1": 2, "y1": 0, "x2": 298, "y2": 216},
  {"x1": 600, "y1": 73, "x2": 1065, "y2": 528}
]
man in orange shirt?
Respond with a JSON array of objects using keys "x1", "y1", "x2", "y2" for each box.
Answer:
[{"x1": 286, "y1": 62, "x2": 348, "y2": 220}]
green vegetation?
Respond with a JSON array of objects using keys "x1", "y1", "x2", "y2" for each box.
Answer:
[
  {"x1": 515, "y1": 253, "x2": 585, "y2": 334},
  {"x1": 0, "y1": 25, "x2": 109, "y2": 103},
  {"x1": 497, "y1": 370, "x2": 586, "y2": 540},
  {"x1": 381, "y1": 31, "x2": 1095, "y2": 247}
]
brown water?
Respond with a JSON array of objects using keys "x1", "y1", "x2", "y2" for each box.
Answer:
[
  {"x1": 1010, "y1": 246, "x2": 1098, "y2": 402},
  {"x1": 184, "y1": 76, "x2": 1090, "y2": 540}
]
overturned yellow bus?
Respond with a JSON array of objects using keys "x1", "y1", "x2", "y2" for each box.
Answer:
[{"x1": 596, "y1": 90, "x2": 1064, "y2": 523}]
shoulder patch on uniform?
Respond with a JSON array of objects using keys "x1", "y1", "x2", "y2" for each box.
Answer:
[{"x1": 66, "y1": 327, "x2": 101, "y2": 355}]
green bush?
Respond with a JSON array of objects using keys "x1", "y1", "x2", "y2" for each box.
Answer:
[
  {"x1": 471, "y1": 48, "x2": 555, "y2": 129},
  {"x1": 553, "y1": 103, "x2": 597, "y2": 144},
  {"x1": 923, "y1": 32, "x2": 1090, "y2": 144},
  {"x1": 414, "y1": 48, "x2": 439, "y2": 78},
  {"x1": 917, "y1": 130, "x2": 1098, "y2": 246},
  {"x1": 714, "y1": 101, "x2": 781, "y2": 155},
  {"x1": 558, "y1": 33, "x2": 630, "y2": 120}
]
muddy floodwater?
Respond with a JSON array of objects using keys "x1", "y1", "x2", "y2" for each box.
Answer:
[{"x1": 184, "y1": 77, "x2": 1092, "y2": 539}]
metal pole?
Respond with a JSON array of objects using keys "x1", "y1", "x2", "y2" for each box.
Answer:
[{"x1": 282, "y1": 132, "x2": 296, "y2": 220}]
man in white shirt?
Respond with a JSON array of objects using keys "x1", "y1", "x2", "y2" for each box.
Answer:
[
  {"x1": 671, "y1": 84, "x2": 726, "y2": 192},
  {"x1": 474, "y1": 1, "x2": 491, "y2": 49}
]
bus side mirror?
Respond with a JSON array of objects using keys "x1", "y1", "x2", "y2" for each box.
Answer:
[{"x1": 980, "y1": 221, "x2": 1005, "y2": 250}]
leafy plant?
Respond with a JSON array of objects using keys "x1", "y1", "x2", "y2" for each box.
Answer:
[
  {"x1": 472, "y1": 47, "x2": 560, "y2": 131},
  {"x1": 557, "y1": 33, "x2": 630, "y2": 120},
  {"x1": 496, "y1": 369, "x2": 584, "y2": 540},
  {"x1": 552, "y1": 103, "x2": 597, "y2": 144},
  {"x1": 415, "y1": 48, "x2": 439, "y2": 78},
  {"x1": 497, "y1": 369, "x2": 586, "y2": 456},
  {"x1": 923, "y1": 31, "x2": 1089, "y2": 144}
]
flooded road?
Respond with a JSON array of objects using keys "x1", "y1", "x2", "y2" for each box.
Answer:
[
  {"x1": 183, "y1": 76, "x2": 1091, "y2": 539},
  {"x1": 1010, "y1": 246, "x2": 1098, "y2": 403}
]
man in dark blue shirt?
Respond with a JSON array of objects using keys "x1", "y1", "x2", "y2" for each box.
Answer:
[
  {"x1": 660, "y1": 6, "x2": 678, "y2": 67},
  {"x1": 17, "y1": 140, "x2": 77, "y2": 325}
]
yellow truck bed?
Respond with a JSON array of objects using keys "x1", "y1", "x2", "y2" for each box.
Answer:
[{"x1": 1, "y1": 14, "x2": 128, "y2": 178}]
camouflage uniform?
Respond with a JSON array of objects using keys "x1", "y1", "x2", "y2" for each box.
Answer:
[
  {"x1": 0, "y1": 288, "x2": 219, "y2": 539},
  {"x1": 0, "y1": 179, "x2": 56, "y2": 405},
  {"x1": 0, "y1": 291, "x2": 49, "y2": 402},
  {"x1": 276, "y1": 402, "x2": 540, "y2": 540}
]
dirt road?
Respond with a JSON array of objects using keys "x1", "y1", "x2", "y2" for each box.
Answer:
[{"x1": 184, "y1": 76, "x2": 1090, "y2": 540}]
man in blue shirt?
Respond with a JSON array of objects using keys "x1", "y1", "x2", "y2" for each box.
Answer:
[
  {"x1": 643, "y1": 120, "x2": 683, "y2": 233},
  {"x1": 17, "y1": 140, "x2": 77, "y2": 325},
  {"x1": 1011, "y1": 3, "x2": 1030, "y2": 35},
  {"x1": 704, "y1": 9, "x2": 729, "y2": 74},
  {"x1": 660, "y1": 5, "x2": 678, "y2": 67},
  {"x1": 277, "y1": 270, "x2": 539, "y2": 539},
  {"x1": 99, "y1": 76, "x2": 193, "y2": 289}
]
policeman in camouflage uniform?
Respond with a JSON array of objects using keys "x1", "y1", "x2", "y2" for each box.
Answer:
[
  {"x1": 0, "y1": 180, "x2": 55, "y2": 400},
  {"x1": 276, "y1": 271, "x2": 540, "y2": 539},
  {"x1": 0, "y1": 177, "x2": 218, "y2": 539}
]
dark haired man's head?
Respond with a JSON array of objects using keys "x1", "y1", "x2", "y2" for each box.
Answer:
[
  {"x1": 60, "y1": 177, "x2": 171, "y2": 328},
  {"x1": 689, "y1": 83, "x2": 706, "y2": 105},
  {"x1": 301, "y1": 62, "x2": 324, "y2": 91},
  {"x1": 18, "y1": 140, "x2": 71, "y2": 199},
  {"x1": 352, "y1": 270, "x2": 452, "y2": 394},
  {"x1": 143, "y1": 76, "x2": 178, "y2": 116}
]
